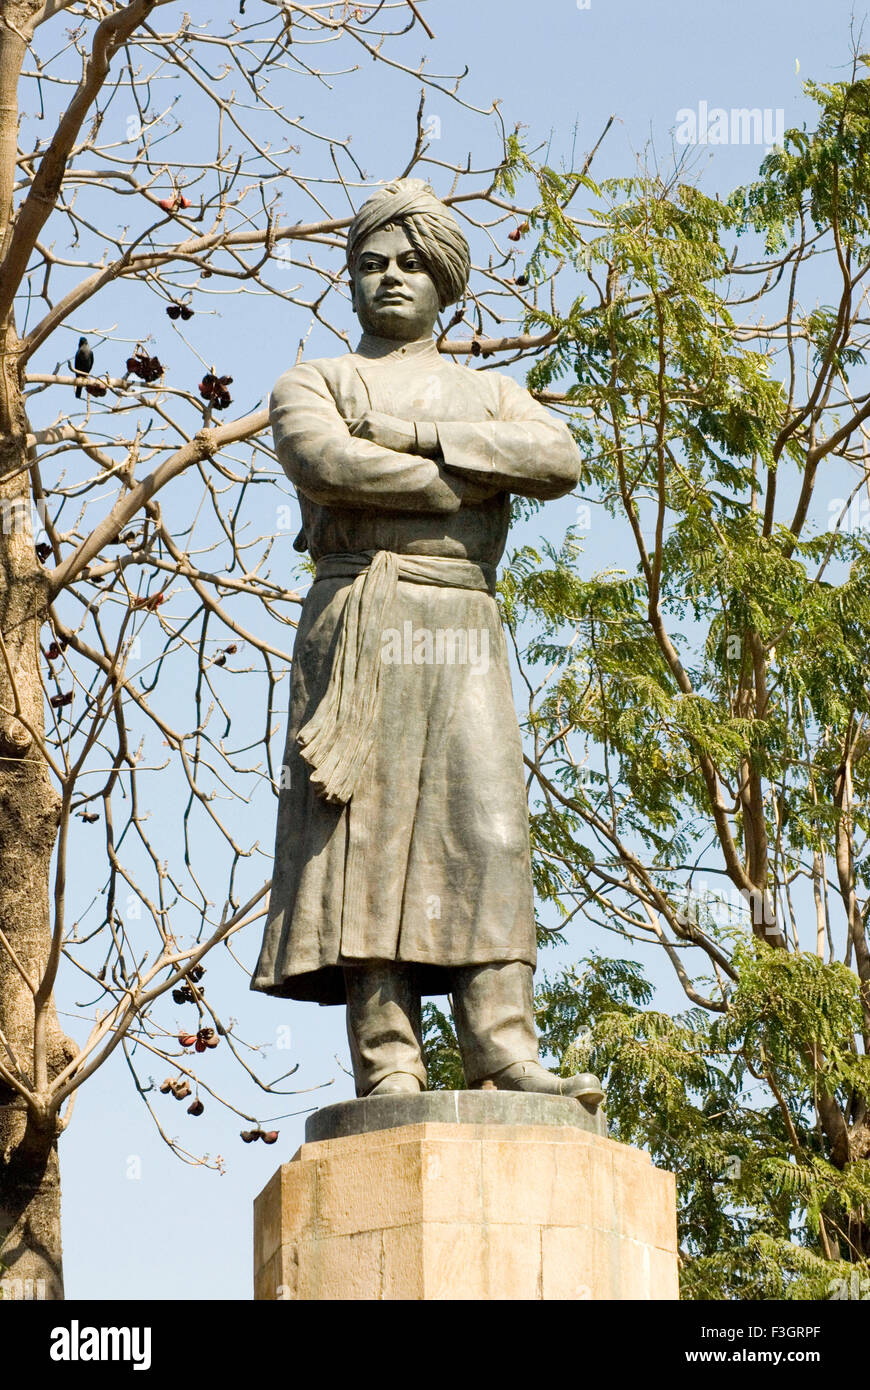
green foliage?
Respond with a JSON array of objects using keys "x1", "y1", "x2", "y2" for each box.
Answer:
[
  {"x1": 422, "y1": 1002, "x2": 466, "y2": 1091},
  {"x1": 509, "y1": 78, "x2": 870, "y2": 932},
  {"x1": 489, "y1": 67, "x2": 870, "y2": 1295},
  {"x1": 423, "y1": 954, "x2": 870, "y2": 1298},
  {"x1": 732, "y1": 69, "x2": 870, "y2": 251}
]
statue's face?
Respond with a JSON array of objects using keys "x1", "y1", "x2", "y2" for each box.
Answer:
[{"x1": 350, "y1": 224, "x2": 440, "y2": 340}]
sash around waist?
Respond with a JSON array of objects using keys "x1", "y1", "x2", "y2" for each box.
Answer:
[
  {"x1": 298, "y1": 549, "x2": 498, "y2": 806},
  {"x1": 313, "y1": 549, "x2": 497, "y2": 595}
]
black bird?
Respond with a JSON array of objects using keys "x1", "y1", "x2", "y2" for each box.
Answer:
[{"x1": 73, "y1": 337, "x2": 93, "y2": 398}]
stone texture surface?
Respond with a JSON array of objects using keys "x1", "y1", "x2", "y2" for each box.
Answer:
[
  {"x1": 305, "y1": 1088, "x2": 607, "y2": 1143},
  {"x1": 254, "y1": 1109, "x2": 678, "y2": 1301}
]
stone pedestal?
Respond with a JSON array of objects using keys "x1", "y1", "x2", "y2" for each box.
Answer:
[{"x1": 253, "y1": 1092, "x2": 678, "y2": 1300}]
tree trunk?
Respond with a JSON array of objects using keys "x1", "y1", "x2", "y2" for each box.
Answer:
[
  {"x1": 0, "y1": 1129, "x2": 63, "y2": 1300},
  {"x1": 0, "y1": 318, "x2": 66, "y2": 1298}
]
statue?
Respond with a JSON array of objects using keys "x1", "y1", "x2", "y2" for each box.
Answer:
[{"x1": 252, "y1": 178, "x2": 604, "y2": 1107}]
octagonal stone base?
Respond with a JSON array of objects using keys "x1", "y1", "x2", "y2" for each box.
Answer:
[{"x1": 254, "y1": 1092, "x2": 678, "y2": 1301}]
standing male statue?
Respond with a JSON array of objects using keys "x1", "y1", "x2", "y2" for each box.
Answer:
[{"x1": 252, "y1": 178, "x2": 604, "y2": 1107}]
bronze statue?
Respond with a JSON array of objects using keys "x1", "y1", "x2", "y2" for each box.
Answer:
[{"x1": 252, "y1": 178, "x2": 604, "y2": 1106}]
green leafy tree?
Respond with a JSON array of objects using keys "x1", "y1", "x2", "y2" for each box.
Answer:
[{"x1": 426, "y1": 60, "x2": 870, "y2": 1299}]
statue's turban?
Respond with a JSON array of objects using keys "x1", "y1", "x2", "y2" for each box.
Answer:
[{"x1": 346, "y1": 178, "x2": 470, "y2": 311}]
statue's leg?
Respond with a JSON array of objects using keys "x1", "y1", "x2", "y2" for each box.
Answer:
[
  {"x1": 343, "y1": 963, "x2": 427, "y2": 1098},
  {"x1": 451, "y1": 962, "x2": 605, "y2": 1107},
  {"x1": 450, "y1": 961, "x2": 538, "y2": 1084}
]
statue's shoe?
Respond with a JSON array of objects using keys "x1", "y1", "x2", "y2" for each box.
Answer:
[
  {"x1": 484, "y1": 1061, "x2": 605, "y2": 1107},
  {"x1": 366, "y1": 1073, "x2": 423, "y2": 1097}
]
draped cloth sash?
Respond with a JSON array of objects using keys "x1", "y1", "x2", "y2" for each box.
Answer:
[{"x1": 297, "y1": 549, "x2": 496, "y2": 806}]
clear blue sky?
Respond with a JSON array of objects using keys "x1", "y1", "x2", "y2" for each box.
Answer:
[{"x1": 53, "y1": 0, "x2": 866, "y2": 1300}]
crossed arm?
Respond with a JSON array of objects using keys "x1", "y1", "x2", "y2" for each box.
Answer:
[{"x1": 270, "y1": 363, "x2": 580, "y2": 513}]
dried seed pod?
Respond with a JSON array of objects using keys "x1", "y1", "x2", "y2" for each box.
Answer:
[
  {"x1": 196, "y1": 1027, "x2": 218, "y2": 1053},
  {"x1": 127, "y1": 354, "x2": 164, "y2": 384},
  {"x1": 187, "y1": 1098, "x2": 204, "y2": 1116},
  {"x1": 198, "y1": 372, "x2": 232, "y2": 410},
  {"x1": 262, "y1": 1131, "x2": 279, "y2": 1145},
  {"x1": 130, "y1": 592, "x2": 164, "y2": 612}
]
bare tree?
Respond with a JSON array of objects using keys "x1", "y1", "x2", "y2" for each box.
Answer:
[{"x1": 0, "y1": 0, "x2": 587, "y2": 1297}]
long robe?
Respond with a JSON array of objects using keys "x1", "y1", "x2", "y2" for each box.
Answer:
[{"x1": 251, "y1": 333, "x2": 580, "y2": 1003}]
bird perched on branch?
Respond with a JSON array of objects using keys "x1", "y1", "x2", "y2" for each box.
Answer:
[{"x1": 73, "y1": 337, "x2": 93, "y2": 398}]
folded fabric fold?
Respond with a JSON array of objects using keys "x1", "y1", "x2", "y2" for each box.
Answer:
[{"x1": 297, "y1": 548, "x2": 496, "y2": 804}]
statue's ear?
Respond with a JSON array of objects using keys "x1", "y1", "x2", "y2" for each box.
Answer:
[{"x1": 348, "y1": 275, "x2": 356, "y2": 311}]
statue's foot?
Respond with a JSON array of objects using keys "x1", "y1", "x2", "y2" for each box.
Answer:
[
  {"x1": 483, "y1": 1060, "x2": 605, "y2": 1108},
  {"x1": 366, "y1": 1072, "x2": 423, "y2": 1097}
]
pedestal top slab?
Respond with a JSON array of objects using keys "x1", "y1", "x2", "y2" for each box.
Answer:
[{"x1": 304, "y1": 1089, "x2": 607, "y2": 1143}]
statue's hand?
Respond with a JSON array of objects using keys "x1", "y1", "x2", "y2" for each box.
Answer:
[{"x1": 349, "y1": 412, "x2": 417, "y2": 454}]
